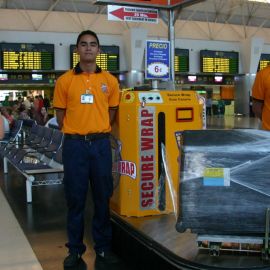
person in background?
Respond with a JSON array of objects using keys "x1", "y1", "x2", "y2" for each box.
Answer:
[
  {"x1": 0, "y1": 111, "x2": 10, "y2": 140},
  {"x1": 2, "y1": 96, "x2": 10, "y2": 107},
  {"x1": 217, "y1": 99, "x2": 225, "y2": 117},
  {"x1": 206, "y1": 96, "x2": 212, "y2": 116},
  {"x1": 0, "y1": 107, "x2": 15, "y2": 129},
  {"x1": 18, "y1": 104, "x2": 30, "y2": 120},
  {"x1": 23, "y1": 96, "x2": 32, "y2": 111},
  {"x1": 38, "y1": 95, "x2": 44, "y2": 112},
  {"x1": 17, "y1": 96, "x2": 23, "y2": 105},
  {"x1": 39, "y1": 107, "x2": 49, "y2": 126},
  {"x1": 32, "y1": 96, "x2": 43, "y2": 124},
  {"x1": 0, "y1": 113, "x2": 4, "y2": 140},
  {"x1": 53, "y1": 30, "x2": 121, "y2": 269},
  {"x1": 11, "y1": 104, "x2": 19, "y2": 120},
  {"x1": 252, "y1": 65, "x2": 270, "y2": 130},
  {"x1": 43, "y1": 95, "x2": 51, "y2": 111},
  {"x1": 33, "y1": 96, "x2": 40, "y2": 112}
]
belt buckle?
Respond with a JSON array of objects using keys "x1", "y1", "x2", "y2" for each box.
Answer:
[{"x1": 85, "y1": 134, "x2": 92, "y2": 141}]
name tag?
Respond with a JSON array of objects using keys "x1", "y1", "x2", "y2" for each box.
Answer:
[{"x1": 81, "y1": 94, "x2": 94, "y2": 104}]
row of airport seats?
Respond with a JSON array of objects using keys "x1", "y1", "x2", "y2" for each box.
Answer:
[{"x1": 0, "y1": 119, "x2": 64, "y2": 203}]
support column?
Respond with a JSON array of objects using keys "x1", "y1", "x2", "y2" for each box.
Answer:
[
  {"x1": 123, "y1": 28, "x2": 148, "y2": 87},
  {"x1": 235, "y1": 37, "x2": 264, "y2": 115}
]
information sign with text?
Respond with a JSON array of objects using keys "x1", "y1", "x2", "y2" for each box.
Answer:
[
  {"x1": 108, "y1": 5, "x2": 158, "y2": 23},
  {"x1": 145, "y1": 40, "x2": 170, "y2": 80}
]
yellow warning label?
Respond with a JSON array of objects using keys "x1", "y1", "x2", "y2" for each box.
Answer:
[{"x1": 204, "y1": 168, "x2": 224, "y2": 178}]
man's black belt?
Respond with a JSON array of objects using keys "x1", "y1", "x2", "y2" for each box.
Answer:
[{"x1": 65, "y1": 133, "x2": 109, "y2": 141}]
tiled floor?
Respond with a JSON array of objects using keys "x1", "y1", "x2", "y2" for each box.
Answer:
[
  {"x1": 0, "y1": 116, "x2": 265, "y2": 270},
  {"x1": 0, "y1": 164, "x2": 96, "y2": 270},
  {"x1": 0, "y1": 188, "x2": 42, "y2": 270}
]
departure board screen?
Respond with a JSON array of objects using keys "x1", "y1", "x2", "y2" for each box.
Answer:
[
  {"x1": 175, "y1": 48, "x2": 189, "y2": 72},
  {"x1": 70, "y1": 45, "x2": 120, "y2": 71},
  {"x1": 200, "y1": 50, "x2": 239, "y2": 74},
  {"x1": 258, "y1": 54, "x2": 270, "y2": 71},
  {"x1": 0, "y1": 43, "x2": 54, "y2": 70},
  {"x1": 70, "y1": 45, "x2": 80, "y2": 69}
]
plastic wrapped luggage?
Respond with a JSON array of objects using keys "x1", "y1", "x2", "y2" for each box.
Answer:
[{"x1": 176, "y1": 129, "x2": 270, "y2": 235}]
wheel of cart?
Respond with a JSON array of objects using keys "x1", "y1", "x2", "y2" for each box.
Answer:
[{"x1": 209, "y1": 242, "x2": 221, "y2": 256}]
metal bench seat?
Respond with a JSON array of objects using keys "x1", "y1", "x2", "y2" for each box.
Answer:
[
  {"x1": 0, "y1": 120, "x2": 23, "y2": 157},
  {"x1": 7, "y1": 128, "x2": 63, "y2": 164},
  {"x1": 3, "y1": 125, "x2": 64, "y2": 203},
  {"x1": 5, "y1": 125, "x2": 54, "y2": 160},
  {"x1": 2, "y1": 124, "x2": 46, "y2": 158}
]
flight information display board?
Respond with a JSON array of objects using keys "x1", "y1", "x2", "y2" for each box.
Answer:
[
  {"x1": 70, "y1": 45, "x2": 120, "y2": 71},
  {"x1": 258, "y1": 53, "x2": 270, "y2": 71},
  {"x1": 0, "y1": 43, "x2": 54, "y2": 70},
  {"x1": 175, "y1": 48, "x2": 189, "y2": 72},
  {"x1": 200, "y1": 50, "x2": 239, "y2": 74}
]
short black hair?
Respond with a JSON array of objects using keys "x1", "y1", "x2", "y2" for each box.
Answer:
[{"x1": 76, "y1": 30, "x2": 100, "y2": 47}]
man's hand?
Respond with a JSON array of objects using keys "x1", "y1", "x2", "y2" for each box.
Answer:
[
  {"x1": 252, "y1": 98, "x2": 263, "y2": 120},
  {"x1": 55, "y1": 109, "x2": 66, "y2": 130}
]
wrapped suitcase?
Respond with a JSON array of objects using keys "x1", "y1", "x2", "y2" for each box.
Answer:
[{"x1": 176, "y1": 129, "x2": 270, "y2": 236}]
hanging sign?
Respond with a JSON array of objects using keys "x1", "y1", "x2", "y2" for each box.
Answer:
[{"x1": 108, "y1": 5, "x2": 158, "y2": 23}]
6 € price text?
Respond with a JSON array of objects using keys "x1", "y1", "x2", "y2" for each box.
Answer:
[{"x1": 147, "y1": 62, "x2": 169, "y2": 77}]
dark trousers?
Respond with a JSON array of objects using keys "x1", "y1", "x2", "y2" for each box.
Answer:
[{"x1": 63, "y1": 137, "x2": 113, "y2": 255}]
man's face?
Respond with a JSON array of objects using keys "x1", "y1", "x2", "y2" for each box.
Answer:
[{"x1": 76, "y1": 34, "x2": 100, "y2": 63}]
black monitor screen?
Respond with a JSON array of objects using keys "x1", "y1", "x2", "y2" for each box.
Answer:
[
  {"x1": 200, "y1": 50, "x2": 239, "y2": 74},
  {"x1": 70, "y1": 45, "x2": 119, "y2": 71},
  {"x1": 0, "y1": 43, "x2": 54, "y2": 70}
]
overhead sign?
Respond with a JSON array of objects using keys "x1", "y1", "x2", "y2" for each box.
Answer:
[
  {"x1": 96, "y1": 0, "x2": 202, "y2": 9},
  {"x1": 145, "y1": 40, "x2": 170, "y2": 80},
  {"x1": 108, "y1": 5, "x2": 158, "y2": 23}
]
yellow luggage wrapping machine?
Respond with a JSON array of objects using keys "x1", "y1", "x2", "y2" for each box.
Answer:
[{"x1": 111, "y1": 90, "x2": 203, "y2": 217}]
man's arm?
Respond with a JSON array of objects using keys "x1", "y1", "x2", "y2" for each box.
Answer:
[
  {"x1": 252, "y1": 98, "x2": 264, "y2": 120},
  {"x1": 109, "y1": 108, "x2": 118, "y2": 126},
  {"x1": 55, "y1": 109, "x2": 66, "y2": 130}
]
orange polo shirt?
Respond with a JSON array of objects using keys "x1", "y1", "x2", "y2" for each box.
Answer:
[
  {"x1": 53, "y1": 64, "x2": 120, "y2": 134},
  {"x1": 252, "y1": 65, "x2": 270, "y2": 130}
]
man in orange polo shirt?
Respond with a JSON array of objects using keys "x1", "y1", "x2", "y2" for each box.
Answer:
[
  {"x1": 53, "y1": 30, "x2": 120, "y2": 268},
  {"x1": 252, "y1": 65, "x2": 270, "y2": 130}
]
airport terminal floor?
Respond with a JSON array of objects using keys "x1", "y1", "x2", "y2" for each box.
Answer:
[{"x1": 0, "y1": 115, "x2": 268, "y2": 270}]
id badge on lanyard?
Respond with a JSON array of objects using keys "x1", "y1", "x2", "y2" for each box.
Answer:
[
  {"x1": 81, "y1": 86, "x2": 94, "y2": 104},
  {"x1": 81, "y1": 94, "x2": 94, "y2": 104}
]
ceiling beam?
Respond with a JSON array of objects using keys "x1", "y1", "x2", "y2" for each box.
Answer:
[{"x1": 36, "y1": 0, "x2": 61, "y2": 31}]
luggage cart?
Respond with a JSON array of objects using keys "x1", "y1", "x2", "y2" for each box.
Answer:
[{"x1": 197, "y1": 208, "x2": 270, "y2": 259}]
